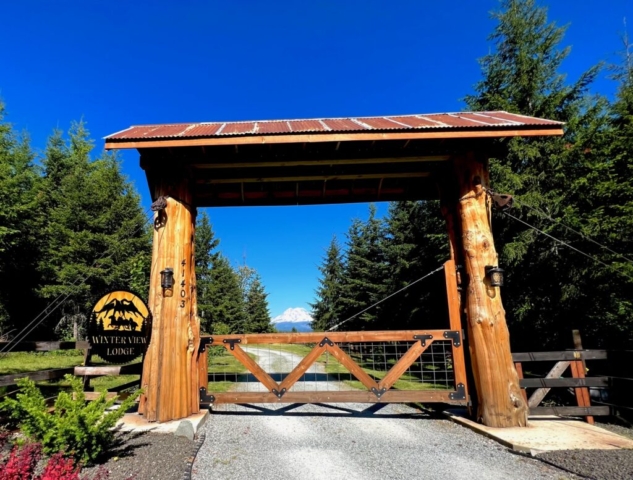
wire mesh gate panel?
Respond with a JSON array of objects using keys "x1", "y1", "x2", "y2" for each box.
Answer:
[{"x1": 198, "y1": 330, "x2": 468, "y2": 405}]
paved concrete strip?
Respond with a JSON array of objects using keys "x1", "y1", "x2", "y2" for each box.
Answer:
[{"x1": 445, "y1": 410, "x2": 633, "y2": 455}]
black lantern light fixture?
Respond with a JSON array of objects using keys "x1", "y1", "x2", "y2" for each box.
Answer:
[
  {"x1": 160, "y1": 267, "x2": 174, "y2": 294},
  {"x1": 485, "y1": 266, "x2": 504, "y2": 287}
]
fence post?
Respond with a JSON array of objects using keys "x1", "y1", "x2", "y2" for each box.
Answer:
[{"x1": 571, "y1": 330, "x2": 594, "y2": 424}]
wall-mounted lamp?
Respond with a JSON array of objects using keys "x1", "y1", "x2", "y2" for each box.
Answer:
[
  {"x1": 160, "y1": 268, "x2": 174, "y2": 297},
  {"x1": 485, "y1": 266, "x2": 504, "y2": 287}
]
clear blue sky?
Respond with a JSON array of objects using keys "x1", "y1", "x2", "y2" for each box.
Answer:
[{"x1": 2, "y1": 1, "x2": 630, "y2": 318}]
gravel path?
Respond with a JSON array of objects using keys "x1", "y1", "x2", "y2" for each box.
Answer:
[
  {"x1": 81, "y1": 431, "x2": 195, "y2": 480},
  {"x1": 537, "y1": 449, "x2": 633, "y2": 480},
  {"x1": 193, "y1": 348, "x2": 571, "y2": 480},
  {"x1": 193, "y1": 403, "x2": 571, "y2": 480}
]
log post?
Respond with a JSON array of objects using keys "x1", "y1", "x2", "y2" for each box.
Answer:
[
  {"x1": 447, "y1": 153, "x2": 528, "y2": 427},
  {"x1": 138, "y1": 172, "x2": 200, "y2": 422}
]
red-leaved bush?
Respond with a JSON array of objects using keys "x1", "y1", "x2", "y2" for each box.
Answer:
[
  {"x1": 0, "y1": 443, "x2": 108, "y2": 480},
  {"x1": 1, "y1": 443, "x2": 42, "y2": 480}
]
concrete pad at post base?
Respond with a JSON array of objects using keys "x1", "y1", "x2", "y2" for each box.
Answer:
[
  {"x1": 444, "y1": 409, "x2": 633, "y2": 456},
  {"x1": 116, "y1": 410, "x2": 209, "y2": 441}
]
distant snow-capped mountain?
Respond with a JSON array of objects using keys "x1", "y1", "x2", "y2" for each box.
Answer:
[
  {"x1": 272, "y1": 307, "x2": 313, "y2": 332},
  {"x1": 272, "y1": 307, "x2": 313, "y2": 324}
]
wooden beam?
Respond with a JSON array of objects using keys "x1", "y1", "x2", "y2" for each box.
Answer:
[
  {"x1": 521, "y1": 377, "x2": 607, "y2": 388},
  {"x1": 512, "y1": 351, "x2": 607, "y2": 361},
  {"x1": 105, "y1": 128, "x2": 565, "y2": 150},
  {"x1": 527, "y1": 361, "x2": 571, "y2": 408},
  {"x1": 74, "y1": 364, "x2": 142, "y2": 376},
  {"x1": 444, "y1": 260, "x2": 469, "y2": 396},
  {"x1": 378, "y1": 340, "x2": 427, "y2": 391},
  {"x1": 529, "y1": 406, "x2": 609, "y2": 417},
  {"x1": 451, "y1": 153, "x2": 527, "y2": 427},
  {"x1": 138, "y1": 176, "x2": 200, "y2": 423},
  {"x1": 0, "y1": 368, "x2": 75, "y2": 387},
  {"x1": 208, "y1": 389, "x2": 459, "y2": 404},
  {"x1": 278, "y1": 344, "x2": 327, "y2": 393},
  {"x1": 205, "y1": 330, "x2": 450, "y2": 345},
  {"x1": 189, "y1": 156, "x2": 450, "y2": 169},
  {"x1": 326, "y1": 343, "x2": 379, "y2": 391},
  {"x1": 228, "y1": 344, "x2": 280, "y2": 393},
  {"x1": 0, "y1": 341, "x2": 89, "y2": 352},
  {"x1": 197, "y1": 172, "x2": 430, "y2": 185}
]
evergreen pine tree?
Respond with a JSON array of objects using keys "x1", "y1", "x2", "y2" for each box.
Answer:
[
  {"x1": 0, "y1": 102, "x2": 42, "y2": 334},
  {"x1": 462, "y1": 0, "x2": 606, "y2": 349},
  {"x1": 310, "y1": 235, "x2": 344, "y2": 332},
  {"x1": 338, "y1": 205, "x2": 388, "y2": 331},
  {"x1": 204, "y1": 255, "x2": 247, "y2": 334},
  {"x1": 37, "y1": 121, "x2": 150, "y2": 333},
  {"x1": 244, "y1": 273, "x2": 274, "y2": 333},
  {"x1": 381, "y1": 201, "x2": 448, "y2": 330},
  {"x1": 195, "y1": 211, "x2": 220, "y2": 324}
]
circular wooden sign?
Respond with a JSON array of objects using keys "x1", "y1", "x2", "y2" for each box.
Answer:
[{"x1": 88, "y1": 290, "x2": 151, "y2": 364}]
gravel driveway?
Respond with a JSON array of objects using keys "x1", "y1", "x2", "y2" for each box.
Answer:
[{"x1": 193, "y1": 348, "x2": 572, "y2": 480}]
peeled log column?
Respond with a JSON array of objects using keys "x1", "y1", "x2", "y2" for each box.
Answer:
[
  {"x1": 138, "y1": 175, "x2": 200, "y2": 422},
  {"x1": 453, "y1": 154, "x2": 527, "y2": 427}
]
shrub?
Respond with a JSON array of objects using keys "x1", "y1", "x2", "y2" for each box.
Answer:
[{"x1": 0, "y1": 375, "x2": 140, "y2": 464}]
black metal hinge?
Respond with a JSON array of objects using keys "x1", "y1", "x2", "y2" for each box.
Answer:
[
  {"x1": 199, "y1": 387, "x2": 215, "y2": 404},
  {"x1": 449, "y1": 383, "x2": 466, "y2": 401},
  {"x1": 443, "y1": 330, "x2": 462, "y2": 347},
  {"x1": 223, "y1": 338, "x2": 242, "y2": 350},
  {"x1": 413, "y1": 334, "x2": 434, "y2": 346},
  {"x1": 199, "y1": 337, "x2": 213, "y2": 354},
  {"x1": 319, "y1": 337, "x2": 334, "y2": 347},
  {"x1": 272, "y1": 388, "x2": 287, "y2": 399},
  {"x1": 371, "y1": 387, "x2": 387, "y2": 399}
]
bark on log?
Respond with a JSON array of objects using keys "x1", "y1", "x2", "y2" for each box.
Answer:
[
  {"x1": 138, "y1": 174, "x2": 200, "y2": 422},
  {"x1": 451, "y1": 154, "x2": 528, "y2": 427}
]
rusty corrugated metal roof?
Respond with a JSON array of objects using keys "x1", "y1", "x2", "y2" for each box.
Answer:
[{"x1": 105, "y1": 111, "x2": 562, "y2": 141}]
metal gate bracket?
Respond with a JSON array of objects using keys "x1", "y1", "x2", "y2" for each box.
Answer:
[
  {"x1": 443, "y1": 330, "x2": 462, "y2": 347},
  {"x1": 272, "y1": 388, "x2": 287, "y2": 399},
  {"x1": 412, "y1": 334, "x2": 434, "y2": 346},
  {"x1": 223, "y1": 338, "x2": 242, "y2": 350},
  {"x1": 199, "y1": 387, "x2": 215, "y2": 403},
  {"x1": 199, "y1": 337, "x2": 213, "y2": 354},
  {"x1": 371, "y1": 387, "x2": 387, "y2": 399},
  {"x1": 449, "y1": 383, "x2": 466, "y2": 401},
  {"x1": 319, "y1": 337, "x2": 334, "y2": 347}
]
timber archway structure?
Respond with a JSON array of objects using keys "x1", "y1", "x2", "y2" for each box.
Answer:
[{"x1": 105, "y1": 111, "x2": 563, "y2": 427}]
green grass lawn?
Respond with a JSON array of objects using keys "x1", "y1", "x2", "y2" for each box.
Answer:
[
  {"x1": 205, "y1": 350, "x2": 256, "y2": 393},
  {"x1": 255, "y1": 343, "x2": 450, "y2": 391},
  {"x1": 0, "y1": 351, "x2": 142, "y2": 396}
]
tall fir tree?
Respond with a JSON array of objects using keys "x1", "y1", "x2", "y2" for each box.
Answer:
[
  {"x1": 0, "y1": 102, "x2": 42, "y2": 334},
  {"x1": 310, "y1": 235, "x2": 344, "y2": 332},
  {"x1": 203, "y1": 254, "x2": 247, "y2": 334},
  {"x1": 195, "y1": 211, "x2": 220, "y2": 324},
  {"x1": 337, "y1": 205, "x2": 388, "y2": 331},
  {"x1": 464, "y1": 0, "x2": 607, "y2": 349},
  {"x1": 380, "y1": 201, "x2": 448, "y2": 330},
  {"x1": 37, "y1": 121, "x2": 150, "y2": 334},
  {"x1": 238, "y1": 266, "x2": 273, "y2": 333}
]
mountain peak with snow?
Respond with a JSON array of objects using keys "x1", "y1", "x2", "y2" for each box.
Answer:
[{"x1": 272, "y1": 307, "x2": 313, "y2": 324}]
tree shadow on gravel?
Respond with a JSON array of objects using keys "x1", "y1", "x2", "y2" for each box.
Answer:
[
  {"x1": 90, "y1": 428, "x2": 152, "y2": 465},
  {"x1": 207, "y1": 402, "x2": 449, "y2": 419}
]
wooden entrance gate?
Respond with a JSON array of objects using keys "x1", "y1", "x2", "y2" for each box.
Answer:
[{"x1": 198, "y1": 261, "x2": 468, "y2": 407}]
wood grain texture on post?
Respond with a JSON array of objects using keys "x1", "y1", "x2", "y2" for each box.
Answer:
[
  {"x1": 139, "y1": 175, "x2": 201, "y2": 422},
  {"x1": 453, "y1": 154, "x2": 528, "y2": 428}
]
